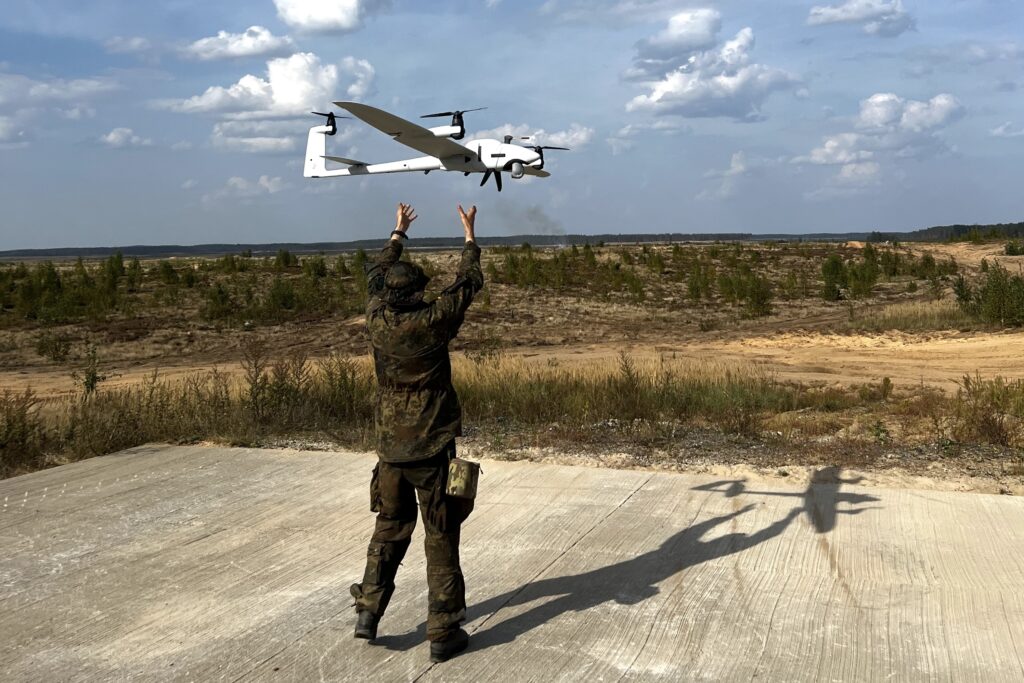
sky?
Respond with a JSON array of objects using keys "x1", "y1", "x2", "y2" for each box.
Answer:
[{"x1": 0, "y1": 0, "x2": 1022, "y2": 249}]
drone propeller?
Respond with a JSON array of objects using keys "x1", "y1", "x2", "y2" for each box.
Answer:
[
  {"x1": 479, "y1": 169, "x2": 503, "y2": 192},
  {"x1": 421, "y1": 107, "x2": 487, "y2": 119}
]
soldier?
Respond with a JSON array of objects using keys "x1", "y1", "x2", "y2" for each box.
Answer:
[{"x1": 350, "y1": 202, "x2": 483, "y2": 663}]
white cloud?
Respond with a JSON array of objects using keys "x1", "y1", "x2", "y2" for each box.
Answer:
[
  {"x1": 104, "y1": 36, "x2": 152, "y2": 54},
  {"x1": 212, "y1": 125, "x2": 298, "y2": 152},
  {"x1": 0, "y1": 72, "x2": 117, "y2": 109},
  {"x1": 900, "y1": 41, "x2": 1023, "y2": 79},
  {"x1": 0, "y1": 115, "x2": 24, "y2": 144},
  {"x1": 181, "y1": 179, "x2": 197, "y2": 190},
  {"x1": 626, "y1": 9, "x2": 722, "y2": 80},
  {"x1": 857, "y1": 92, "x2": 962, "y2": 133},
  {"x1": 990, "y1": 122, "x2": 1024, "y2": 138},
  {"x1": 159, "y1": 52, "x2": 373, "y2": 116},
  {"x1": 795, "y1": 132, "x2": 872, "y2": 165},
  {"x1": 837, "y1": 161, "x2": 881, "y2": 185},
  {"x1": 159, "y1": 52, "x2": 373, "y2": 155},
  {"x1": 183, "y1": 26, "x2": 294, "y2": 61},
  {"x1": 605, "y1": 118, "x2": 688, "y2": 155},
  {"x1": 211, "y1": 118, "x2": 356, "y2": 154},
  {"x1": 639, "y1": 9, "x2": 721, "y2": 57},
  {"x1": 340, "y1": 57, "x2": 376, "y2": 99},
  {"x1": 202, "y1": 175, "x2": 288, "y2": 204},
  {"x1": 540, "y1": 0, "x2": 683, "y2": 24},
  {"x1": 61, "y1": 105, "x2": 96, "y2": 120},
  {"x1": 795, "y1": 92, "x2": 963, "y2": 194},
  {"x1": 626, "y1": 26, "x2": 800, "y2": 120},
  {"x1": 808, "y1": 0, "x2": 914, "y2": 38},
  {"x1": 273, "y1": 0, "x2": 388, "y2": 33},
  {"x1": 697, "y1": 151, "x2": 748, "y2": 200},
  {"x1": 473, "y1": 122, "x2": 594, "y2": 148},
  {"x1": 99, "y1": 127, "x2": 152, "y2": 148}
]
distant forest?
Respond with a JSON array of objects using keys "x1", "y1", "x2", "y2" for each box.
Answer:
[
  {"x1": 884, "y1": 222, "x2": 1024, "y2": 243},
  {"x1": 2, "y1": 220, "x2": 1022, "y2": 260}
]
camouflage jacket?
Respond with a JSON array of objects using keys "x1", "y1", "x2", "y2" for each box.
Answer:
[{"x1": 366, "y1": 239, "x2": 483, "y2": 463}]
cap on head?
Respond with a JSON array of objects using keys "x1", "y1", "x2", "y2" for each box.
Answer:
[{"x1": 384, "y1": 261, "x2": 430, "y2": 306}]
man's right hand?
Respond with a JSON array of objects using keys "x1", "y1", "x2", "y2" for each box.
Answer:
[{"x1": 458, "y1": 205, "x2": 477, "y2": 243}]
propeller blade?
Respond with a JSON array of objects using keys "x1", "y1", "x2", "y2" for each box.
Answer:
[
  {"x1": 421, "y1": 107, "x2": 486, "y2": 119},
  {"x1": 535, "y1": 146, "x2": 570, "y2": 151},
  {"x1": 480, "y1": 170, "x2": 492, "y2": 187},
  {"x1": 494, "y1": 170, "x2": 503, "y2": 192}
]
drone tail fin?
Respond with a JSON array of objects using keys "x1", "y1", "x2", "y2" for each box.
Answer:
[{"x1": 303, "y1": 123, "x2": 333, "y2": 178}]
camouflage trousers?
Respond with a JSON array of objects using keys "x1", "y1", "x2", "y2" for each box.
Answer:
[{"x1": 350, "y1": 441, "x2": 474, "y2": 642}]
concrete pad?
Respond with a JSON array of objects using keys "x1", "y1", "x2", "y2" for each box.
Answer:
[{"x1": 1, "y1": 445, "x2": 1023, "y2": 681}]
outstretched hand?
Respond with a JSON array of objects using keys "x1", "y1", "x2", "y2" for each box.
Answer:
[
  {"x1": 458, "y1": 204, "x2": 477, "y2": 242},
  {"x1": 395, "y1": 203, "x2": 417, "y2": 235}
]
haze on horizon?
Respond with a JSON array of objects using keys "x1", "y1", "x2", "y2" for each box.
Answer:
[{"x1": 1, "y1": 0, "x2": 1022, "y2": 250}]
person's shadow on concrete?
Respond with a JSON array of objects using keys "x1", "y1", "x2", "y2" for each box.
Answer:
[{"x1": 375, "y1": 467, "x2": 880, "y2": 652}]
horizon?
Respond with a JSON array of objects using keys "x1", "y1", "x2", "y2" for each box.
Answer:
[
  {"x1": 2, "y1": 1, "x2": 1023, "y2": 249},
  {"x1": 6, "y1": 221, "x2": 1022, "y2": 258}
]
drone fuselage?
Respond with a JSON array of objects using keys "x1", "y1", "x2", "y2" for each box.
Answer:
[
  {"x1": 303, "y1": 102, "x2": 560, "y2": 189},
  {"x1": 305, "y1": 130, "x2": 543, "y2": 178},
  {"x1": 461, "y1": 138, "x2": 542, "y2": 173}
]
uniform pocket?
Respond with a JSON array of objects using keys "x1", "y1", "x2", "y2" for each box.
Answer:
[{"x1": 370, "y1": 463, "x2": 382, "y2": 513}]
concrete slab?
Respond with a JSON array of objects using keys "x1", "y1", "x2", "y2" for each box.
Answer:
[{"x1": 1, "y1": 445, "x2": 1023, "y2": 682}]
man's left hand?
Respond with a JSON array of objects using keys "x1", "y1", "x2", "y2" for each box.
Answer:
[{"x1": 394, "y1": 203, "x2": 417, "y2": 237}]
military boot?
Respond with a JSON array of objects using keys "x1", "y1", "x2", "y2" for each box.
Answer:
[
  {"x1": 429, "y1": 628, "x2": 469, "y2": 663},
  {"x1": 354, "y1": 607, "x2": 379, "y2": 640}
]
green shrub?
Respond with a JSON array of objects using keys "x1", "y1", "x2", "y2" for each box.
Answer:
[
  {"x1": 275, "y1": 249, "x2": 299, "y2": 270},
  {"x1": 35, "y1": 332, "x2": 72, "y2": 362},
  {"x1": 821, "y1": 253, "x2": 847, "y2": 301},
  {"x1": 303, "y1": 256, "x2": 328, "y2": 279},
  {"x1": 953, "y1": 374, "x2": 1024, "y2": 446},
  {"x1": 201, "y1": 282, "x2": 235, "y2": 320},
  {"x1": 956, "y1": 264, "x2": 1024, "y2": 326}
]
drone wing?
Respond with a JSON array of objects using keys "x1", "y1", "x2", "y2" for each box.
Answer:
[
  {"x1": 522, "y1": 167, "x2": 551, "y2": 178},
  {"x1": 334, "y1": 101, "x2": 474, "y2": 160}
]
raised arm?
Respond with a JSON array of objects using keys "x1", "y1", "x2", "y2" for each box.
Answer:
[
  {"x1": 366, "y1": 203, "x2": 417, "y2": 313},
  {"x1": 431, "y1": 205, "x2": 484, "y2": 333}
]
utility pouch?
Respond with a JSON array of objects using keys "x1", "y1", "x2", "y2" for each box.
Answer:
[{"x1": 445, "y1": 458, "x2": 480, "y2": 500}]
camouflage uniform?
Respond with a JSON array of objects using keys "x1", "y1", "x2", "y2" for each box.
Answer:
[{"x1": 350, "y1": 238, "x2": 483, "y2": 642}]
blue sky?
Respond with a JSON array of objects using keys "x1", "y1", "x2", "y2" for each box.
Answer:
[{"x1": 1, "y1": 0, "x2": 1022, "y2": 248}]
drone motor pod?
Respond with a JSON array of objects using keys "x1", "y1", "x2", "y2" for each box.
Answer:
[
  {"x1": 311, "y1": 111, "x2": 338, "y2": 136},
  {"x1": 420, "y1": 107, "x2": 486, "y2": 140}
]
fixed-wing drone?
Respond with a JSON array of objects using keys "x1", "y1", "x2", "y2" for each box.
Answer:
[{"x1": 303, "y1": 102, "x2": 568, "y2": 192}]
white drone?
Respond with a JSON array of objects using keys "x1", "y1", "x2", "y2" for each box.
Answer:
[{"x1": 302, "y1": 102, "x2": 569, "y2": 192}]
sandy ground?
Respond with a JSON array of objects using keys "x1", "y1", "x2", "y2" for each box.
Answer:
[{"x1": 7, "y1": 329, "x2": 1024, "y2": 399}]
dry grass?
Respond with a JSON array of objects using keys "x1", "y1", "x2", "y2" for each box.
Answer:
[
  {"x1": 852, "y1": 299, "x2": 975, "y2": 332},
  {"x1": 5, "y1": 348, "x2": 1024, "y2": 479}
]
